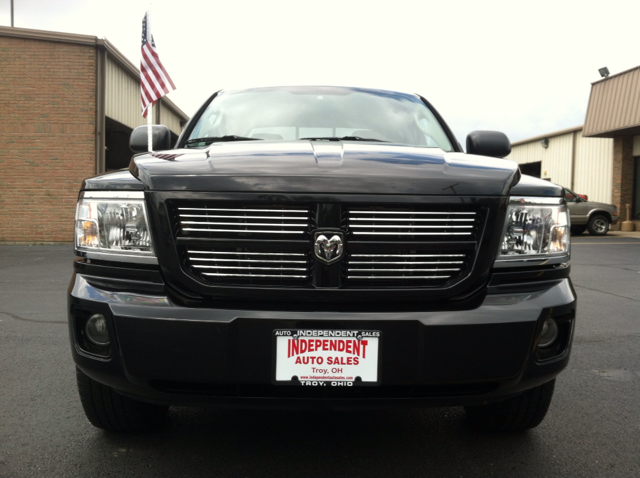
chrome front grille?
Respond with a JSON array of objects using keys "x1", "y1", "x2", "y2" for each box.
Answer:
[
  {"x1": 348, "y1": 209, "x2": 477, "y2": 238},
  {"x1": 177, "y1": 207, "x2": 310, "y2": 238},
  {"x1": 185, "y1": 248, "x2": 311, "y2": 285},
  {"x1": 169, "y1": 201, "x2": 483, "y2": 290}
]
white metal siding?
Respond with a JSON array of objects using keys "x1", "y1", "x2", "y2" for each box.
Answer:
[
  {"x1": 159, "y1": 101, "x2": 184, "y2": 135},
  {"x1": 508, "y1": 132, "x2": 573, "y2": 185},
  {"x1": 105, "y1": 56, "x2": 185, "y2": 135},
  {"x1": 507, "y1": 129, "x2": 613, "y2": 203},
  {"x1": 105, "y1": 56, "x2": 145, "y2": 130},
  {"x1": 574, "y1": 136, "x2": 613, "y2": 203}
]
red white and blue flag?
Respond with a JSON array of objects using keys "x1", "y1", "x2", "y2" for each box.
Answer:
[{"x1": 141, "y1": 11, "x2": 176, "y2": 118}]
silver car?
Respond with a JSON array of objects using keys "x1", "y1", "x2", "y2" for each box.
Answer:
[{"x1": 565, "y1": 188, "x2": 619, "y2": 236}]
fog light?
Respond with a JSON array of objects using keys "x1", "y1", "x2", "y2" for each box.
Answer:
[
  {"x1": 538, "y1": 318, "x2": 558, "y2": 348},
  {"x1": 85, "y1": 314, "x2": 110, "y2": 346}
]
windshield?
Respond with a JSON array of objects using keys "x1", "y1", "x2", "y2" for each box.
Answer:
[{"x1": 185, "y1": 86, "x2": 454, "y2": 150}]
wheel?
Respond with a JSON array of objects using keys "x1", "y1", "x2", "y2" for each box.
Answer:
[
  {"x1": 570, "y1": 225, "x2": 586, "y2": 235},
  {"x1": 464, "y1": 379, "x2": 555, "y2": 432},
  {"x1": 76, "y1": 368, "x2": 168, "y2": 432},
  {"x1": 587, "y1": 214, "x2": 609, "y2": 236}
]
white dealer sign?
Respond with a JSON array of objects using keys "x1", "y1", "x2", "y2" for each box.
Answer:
[{"x1": 274, "y1": 329, "x2": 381, "y2": 386}]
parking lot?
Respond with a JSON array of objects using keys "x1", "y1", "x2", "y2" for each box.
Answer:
[{"x1": 1, "y1": 233, "x2": 639, "y2": 477}]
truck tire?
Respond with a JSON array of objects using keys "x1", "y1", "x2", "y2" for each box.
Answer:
[
  {"x1": 587, "y1": 214, "x2": 609, "y2": 236},
  {"x1": 76, "y1": 368, "x2": 168, "y2": 432},
  {"x1": 464, "y1": 379, "x2": 555, "y2": 432}
]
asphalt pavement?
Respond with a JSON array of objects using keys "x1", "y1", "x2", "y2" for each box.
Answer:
[{"x1": 0, "y1": 234, "x2": 639, "y2": 477}]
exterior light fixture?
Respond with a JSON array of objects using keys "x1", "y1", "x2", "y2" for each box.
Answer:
[
  {"x1": 598, "y1": 67, "x2": 610, "y2": 78},
  {"x1": 541, "y1": 138, "x2": 549, "y2": 148}
]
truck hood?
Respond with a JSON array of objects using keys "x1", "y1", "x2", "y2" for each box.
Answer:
[{"x1": 129, "y1": 141, "x2": 521, "y2": 196}]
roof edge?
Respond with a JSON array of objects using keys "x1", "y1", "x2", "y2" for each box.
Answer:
[
  {"x1": 0, "y1": 25, "x2": 98, "y2": 46},
  {"x1": 511, "y1": 125, "x2": 584, "y2": 147},
  {"x1": 590, "y1": 64, "x2": 640, "y2": 86},
  {"x1": 583, "y1": 124, "x2": 640, "y2": 138}
]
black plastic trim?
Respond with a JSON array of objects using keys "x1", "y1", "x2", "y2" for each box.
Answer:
[
  {"x1": 488, "y1": 264, "x2": 571, "y2": 286},
  {"x1": 73, "y1": 258, "x2": 164, "y2": 294},
  {"x1": 417, "y1": 95, "x2": 462, "y2": 152},
  {"x1": 176, "y1": 91, "x2": 220, "y2": 148},
  {"x1": 73, "y1": 258, "x2": 163, "y2": 283},
  {"x1": 147, "y1": 192, "x2": 506, "y2": 305}
]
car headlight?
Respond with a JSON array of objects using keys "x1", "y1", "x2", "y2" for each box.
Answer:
[
  {"x1": 495, "y1": 197, "x2": 569, "y2": 267},
  {"x1": 75, "y1": 191, "x2": 157, "y2": 264}
]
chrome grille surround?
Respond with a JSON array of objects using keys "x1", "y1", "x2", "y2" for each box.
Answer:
[
  {"x1": 171, "y1": 203, "x2": 313, "y2": 286},
  {"x1": 169, "y1": 201, "x2": 482, "y2": 289},
  {"x1": 345, "y1": 252, "x2": 469, "y2": 287},
  {"x1": 185, "y1": 248, "x2": 312, "y2": 285},
  {"x1": 348, "y1": 209, "x2": 478, "y2": 238},
  {"x1": 343, "y1": 206, "x2": 480, "y2": 287},
  {"x1": 176, "y1": 206, "x2": 310, "y2": 238}
]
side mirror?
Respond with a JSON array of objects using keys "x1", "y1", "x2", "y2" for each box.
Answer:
[
  {"x1": 130, "y1": 125, "x2": 172, "y2": 153},
  {"x1": 466, "y1": 131, "x2": 511, "y2": 158}
]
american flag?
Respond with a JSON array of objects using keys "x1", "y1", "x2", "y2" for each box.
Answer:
[{"x1": 140, "y1": 11, "x2": 176, "y2": 118}]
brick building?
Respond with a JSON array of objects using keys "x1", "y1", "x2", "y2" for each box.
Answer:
[
  {"x1": 582, "y1": 66, "x2": 640, "y2": 228},
  {"x1": 0, "y1": 26, "x2": 188, "y2": 244}
]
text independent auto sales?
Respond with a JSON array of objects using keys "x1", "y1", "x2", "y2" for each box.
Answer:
[{"x1": 287, "y1": 338, "x2": 369, "y2": 359}]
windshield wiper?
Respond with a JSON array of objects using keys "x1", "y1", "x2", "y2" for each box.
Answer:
[
  {"x1": 300, "y1": 136, "x2": 388, "y2": 142},
  {"x1": 184, "y1": 135, "x2": 261, "y2": 147}
]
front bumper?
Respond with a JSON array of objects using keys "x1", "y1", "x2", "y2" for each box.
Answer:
[{"x1": 68, "y1": 272, "x2": 576, "y2": 409}]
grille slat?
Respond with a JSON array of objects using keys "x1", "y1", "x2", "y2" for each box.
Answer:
[
  {"x1": 193, "y1": 259, "x2": 307, "y2": 264},
  {"x1": 349, "y1": 269, "x2": 461, "y2": 272},
  {"x1": 349, "y1": 211, "x2": 476, "y2": 215},
  {"x1": 349, "y1": 262, "x2": 463, "y2": 265},
  {"x1": 179, "y1": 208, "x2": 309, "y2": 213},
  {"x1": 187, "y1": 251, "x2": 306, "y2": 257},
  {"x1": 201, "y1": 273, "x2": 309, "y2": 278},
  {"x1": 348, "y1": 231, "x2": 473, "y2": 236},
  {"x1": 194, "y1": 266, "x2": 308, "y2": 271},
  {"x1": 181, "y1": 222, "x2": 307, "y2": 227},
  {"x1": 350, "y1": 225, "x2": 473, "y2": 229},
  {"x1": 348, "y1": 276, "x2": 453, "y2": 280},
  {"x1": 182, "y1": 228, "x2": 305, "y2": 234},
  {"x1": 349, "y1": 218, "x2": 476, "y2": 222}
]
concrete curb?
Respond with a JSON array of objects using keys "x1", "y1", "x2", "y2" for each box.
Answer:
[{"x1": 578, "y1": 231, "x2": 640, "y2": 239}]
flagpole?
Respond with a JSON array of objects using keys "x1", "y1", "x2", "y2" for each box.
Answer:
[
  {"x1": 147, "y1": 103, "x2": 153, "y2": 152},
  {"x1": 140, "y1": 7, "x2": 175, "y2": 152},
  {"x1": 146, "y1": 5, "x2": 152, "y2": 152}
]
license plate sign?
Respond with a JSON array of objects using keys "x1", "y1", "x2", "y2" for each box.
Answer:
[{"x1": 274, "y1": 330, "x2": 380, "y2": 386}]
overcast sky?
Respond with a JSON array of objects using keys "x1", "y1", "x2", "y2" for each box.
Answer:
[{"x1": 1, "y1": 0, "x2": 639, "y2": 144}]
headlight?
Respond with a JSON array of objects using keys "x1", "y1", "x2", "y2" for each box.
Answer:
[
  {"x1": 495, "y1": 197, "x2": 569, "y2": 266},
  {"x1": 75, "y1": 191, "x2": 156, "y2": 263}
]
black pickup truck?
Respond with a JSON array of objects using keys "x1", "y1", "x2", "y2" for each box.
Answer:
[{"x1": 68, "y1": 86, "x2": 575, "y2": 432}]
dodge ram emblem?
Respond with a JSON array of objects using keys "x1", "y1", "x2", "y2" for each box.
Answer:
[{"x1": 314, "y1": 232, "x2": 344, "y2": 264}]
